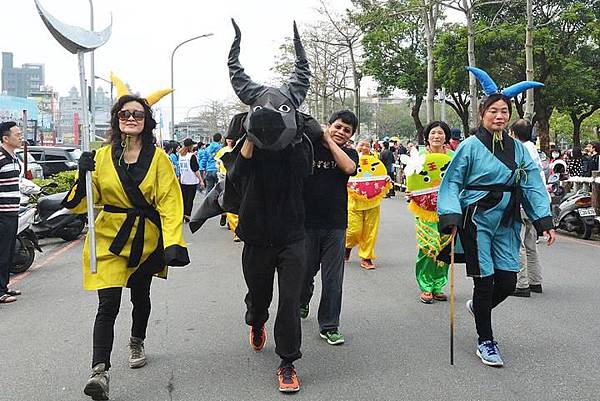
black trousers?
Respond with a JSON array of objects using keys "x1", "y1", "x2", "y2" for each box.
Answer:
[
  {"x1": 300, "y1": 229, "x2": 346, "y2": 332},
  {"x1": 472, "y1": 270, "x2": 517, "y2": 343},
  {"x1": 242, "y1": 240, "x2": 307, "y2": 363},
  {"x1": 181, "y1": 183, "x2": 198, "y2": 217},
  {"x1": 0, "y1": 214, "x2": 18, "y2": 296},
  {"x1": 92, "y1": 274, "x2": 153, "y2": 370}
]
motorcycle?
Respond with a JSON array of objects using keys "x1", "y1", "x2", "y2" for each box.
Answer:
[
  {"x1": 552, "y1": 188, "x2": 599, "y2": 240},
  {"x1": 11, "y1": 199, "x2": 42, "y2": 274},
  {"x1": 20, "y1": 179, "x2": 86, "y2": 242}
]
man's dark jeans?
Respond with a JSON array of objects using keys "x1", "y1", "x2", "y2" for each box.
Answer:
[
  {"x1": 300, "y1": 228, "x2": 346, "y2": 332},
  {"x1": 0, "y1": 214, "x2": 18, "y2": 296},
  {"x1": 204, "y1": 171, "x2": 219, "y2": 194}
]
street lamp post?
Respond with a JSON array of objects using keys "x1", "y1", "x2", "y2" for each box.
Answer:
[
  {"x1": 170, "y1": 33, "x2": 214, "y2": 138},
  {"x1": 94, "y1": 75, "x2": 114, "y2": 104},
  {"x1": 185, "y1": 104, "x2": 205, "y2": 140}
]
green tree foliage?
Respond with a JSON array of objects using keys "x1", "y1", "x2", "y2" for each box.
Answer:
[{"x1": 351, "y1": 0, "x2": 427, "y2": 143}]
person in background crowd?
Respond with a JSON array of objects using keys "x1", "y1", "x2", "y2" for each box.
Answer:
[
  {"x1": 566, "y1": 147, "x2": 583, "y2": 177},
  {"x1": 0, "y1": 121, "x2": 23, "y2": 304},
  {"x1": 372, "y1": 141, "x2": 381, "y2": 159},
  {"x1": 379, "y1": 141, "x2": 396, "y2": 198},
  {"x1": 300, "y1": 110, "x2": 358, "y2": 346},
  {"x1": 196, "y1": 142, "x2": 207, "y2": 192},
  {"x1": 582, "y1": 142, "x2": 599, "y2": 177},
  {"x1": 200, "y1": 133, "x2": 222, "y2": 194},
  {"x1": 214, "y1": 137, "x2": 240, "y2": 241},
  {"x1": 165, "y1": 141, "x2": 180, "y2": 179},
  {"x1": 179, "y1": 138, "x2": 204, "y2": 222},
  {"x1": 509, "y1": 119, "x2": 546, "y2": 298},
  {"x1": 449, "y1": 128, "x2": 462, "y2": 151},
  {"x1": 397, "y1": 141, "x2": 408, "y2": 155}
]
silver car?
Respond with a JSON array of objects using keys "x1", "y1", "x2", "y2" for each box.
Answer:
[{"x1": 15, "y1": 149, "x2": 44, "y2": 180}]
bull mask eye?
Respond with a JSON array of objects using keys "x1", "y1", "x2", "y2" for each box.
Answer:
[
  {"x1": 423, "y1": 176, "x2": 431, "y2": 183},
  {"x1": 357, "y1": 167, "x2": 362, "y2": 173},
  {"x1": 253, "y1": 106, "x2": 263, "y2": 112},
  {"x1": 278, "y1": 104, "x2": 291, "y2": 113},
  {"x1": 371, "y1": 166, "x2": 376, "y2": 172},
  {"x1": 440, "y1": 172, "x2": 445, "y2": 178}
]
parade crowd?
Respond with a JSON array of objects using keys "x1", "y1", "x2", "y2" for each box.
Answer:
[{"x1": 8, "y1": 20, "x2": 600, "y2": 401}]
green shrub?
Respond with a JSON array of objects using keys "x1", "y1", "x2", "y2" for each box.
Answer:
[{"x1": 32, "y1": 170, "x2": 77, "y2": 194}]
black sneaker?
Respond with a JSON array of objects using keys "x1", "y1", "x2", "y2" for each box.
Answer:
[
  {"x1": 512, "y1": 287, "x2": 531, "y2": 297},
  {"x1": 530, "y1": 284, "x2": 543, "y2": 293},
  {"x1": 84, "y1": 363, "x2": 110, "y2": 400},
  {"x1": 219, "y1": 214, "x2": 227, "y2": 227}
]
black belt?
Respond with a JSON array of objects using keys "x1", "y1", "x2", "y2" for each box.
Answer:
[
  {"x1": 104, "y1": 205, "x2": 161, "y2": 268},
  {"x1": 465, "y1": 184, "x2": 522, "y2": 227}
]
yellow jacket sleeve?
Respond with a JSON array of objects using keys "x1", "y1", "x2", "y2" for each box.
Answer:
[
  {"x1": 62, "y1": 150, "x2": 104, "y2": 213},
  {"x1": 155, "y1": 150, "x2": 189, "y2": 266}
]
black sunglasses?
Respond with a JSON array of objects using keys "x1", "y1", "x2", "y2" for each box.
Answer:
[{"x1": 118, "y1": 110, "x2": 145, "y2": 121}]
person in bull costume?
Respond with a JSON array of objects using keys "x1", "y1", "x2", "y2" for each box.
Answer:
[
  {"x1": 437, "y1": 67, "x2": 555, "y2": 367},
  {"x1": 190, "y1": 19, "x2": 322, "y2": 393}
]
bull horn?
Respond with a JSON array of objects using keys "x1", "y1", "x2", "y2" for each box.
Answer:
[
  {"x1": 282, "y1": 21, "x2": 310, "y2": 108},
  {"x1": 228, "y1": 18, "x2": 266, "y2": 104}
]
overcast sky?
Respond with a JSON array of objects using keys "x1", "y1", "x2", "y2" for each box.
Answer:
[{"x1": 2, "y1": 0, "x2": 362, "y2": 126}]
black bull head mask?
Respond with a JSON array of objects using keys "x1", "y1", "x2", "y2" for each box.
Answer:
[{"x1": 228, "y1": 19, "x2": 310, "y2": 151}]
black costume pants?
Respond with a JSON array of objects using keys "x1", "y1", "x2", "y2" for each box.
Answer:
[
  {"x1": 0, "y1": 214, "x2": 18, "y2": 297},
  {"x1": 180, "y1": 183, "x2": 198, "y2": 217},
  {"x1": 472, "y1": 270, "x2": 517, "y2": 343},
  {"x1": 92, "y1": 274, "x2": 153, "y2": 370},
  {"x1": 242, "y1": 240, "x2": 306, "y2": 364}
]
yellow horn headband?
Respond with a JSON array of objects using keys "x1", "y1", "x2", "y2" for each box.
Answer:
[{"x1": 110, "y1": 72, "x2": 174, "y2": 106}]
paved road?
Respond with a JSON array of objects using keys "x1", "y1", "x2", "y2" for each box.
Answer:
[{"x1": 1, "y1": 195, "x2": 599, "y2": 401}]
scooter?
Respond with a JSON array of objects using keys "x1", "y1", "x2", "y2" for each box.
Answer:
[
  {"x1": 10, "y1": 199, "x2": 42, "y2": 274},
  {"x1": 20, "y1": 179, "x2": 86, "y2": 242},
  {"x1": 552, "y1": 187, "x2": 599, "y2": 240}
]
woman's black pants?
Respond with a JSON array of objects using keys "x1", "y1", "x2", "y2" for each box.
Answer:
[
  {"x1": 472, "y1": 269, "x2": 517, "y2": 344},
  {"x1": 181, "y1": 183, "x2": 198, "y2": 217},
  {"x1": 92, "y1": 275, "x2": 153, "y2": 370}
]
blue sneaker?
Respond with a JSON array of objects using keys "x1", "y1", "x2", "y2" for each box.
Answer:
[{"x1": 476, "y1": 341, "x2": 504, "y2": 367}]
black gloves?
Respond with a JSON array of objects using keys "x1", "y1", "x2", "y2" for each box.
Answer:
[{"x1": 78, "y1": 150, "x2": 96, "y2": 175}]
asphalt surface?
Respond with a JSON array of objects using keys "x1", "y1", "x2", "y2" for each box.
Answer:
[{"x1": 1, "y1": 195, "x2": 599, "y2": 401}]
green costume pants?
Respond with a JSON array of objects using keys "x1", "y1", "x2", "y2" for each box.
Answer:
[{"x1": 415, "y1": 249, "x2": 449, "y2": 294}]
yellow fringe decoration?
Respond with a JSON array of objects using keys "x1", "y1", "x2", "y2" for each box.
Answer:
[{"x1": 408, "y1": 201, "x2": 439, "y2": 222}]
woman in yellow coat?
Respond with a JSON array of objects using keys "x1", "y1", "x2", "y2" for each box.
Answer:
[{"x1": 63, "y1": 94, "x2": 189, "y2": 401}]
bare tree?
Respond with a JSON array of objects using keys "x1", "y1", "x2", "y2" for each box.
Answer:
[
  {"x1": 318, "y1": 0, "x2": 364, "y2": 132},
  {"x1": 271, "y1": 23, "x2": 356, "y2": 123}
]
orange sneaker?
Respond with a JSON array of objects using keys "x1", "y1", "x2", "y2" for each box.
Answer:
[
  {"x1": 420, "y1": 292, "x2": 434, "y2": 304},
  {"x1": 276, "y1": 365, "x2": 300, "y2": 393},
  {"x1": 433, "y1": 293, "x2": 448, "y2": 301},
  {"x1": 360, "y1": 259, "x2": 376, "y2": 269},
  {"x1": 249, "y1": 325, "x2": 266, "y2": 352}
]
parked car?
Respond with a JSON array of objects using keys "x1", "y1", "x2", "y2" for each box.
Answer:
[
  {"x1": 15, "y1": 149, "x2": 44, "y2": 180},
  {"x1": 26, "y1": 146, "x2": 82, "y2": 177}
]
